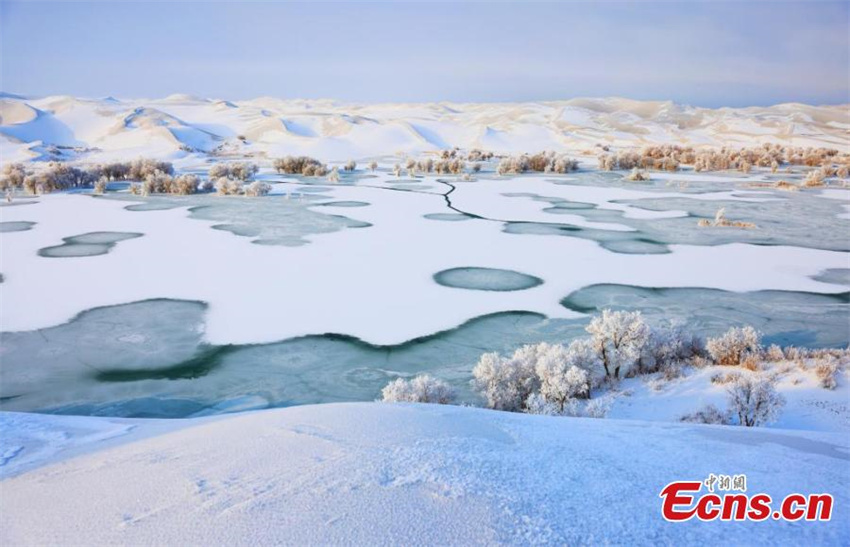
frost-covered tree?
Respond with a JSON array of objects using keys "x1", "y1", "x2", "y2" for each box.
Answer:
[
  {"x1": 369, "y1": 161, "x2": 378, "y2": 172},
  {"x1": 208, "y1": 162, "x2": 257, "y2": 182},
  {"x1": 273, "y1": 156, "x2": 327, "y2": 176},
  {"x1": 327, "y1": 166, "x2": 340, "y2": 183},
  {"x1": 726, "y1": 375, "x2": 784, "y2": 426},
  {"x1": 230, "y1": 162, "x2": 259, "y2": 181},
  {"x1": 142, "y1": 170, "x2": 174, "y2": 194},
  {"x1": 381, "y1": 375, "x2": 456, "y2": 404},
  {"x1": 208, "y1": 163, "x2": 230, "y2": 180},
  {"x1": 706, "y1": 326, "x2": 761, "y2": 366},
  {"x1": 625, "y1": 168, "x2": 650, "y2": 181},
  {"x1": 472, "y1": 341, "x2": 599, "y2": 412},
  {"x1": 0, "y1": 163, "x2": 26, "y2": 190},
  {"x1": 214, "y1": 177, "x2": 243, "y2": 196},
  {"x1": 244, "y1": 181, "x2": 271, "y2": 197},
  {"x1": 586, "y1": 309, "x2": 650, "y2": 379},
  {"x1": 172, "y1": 174, "x2": 199, "y2": 195},
  {"x1": 93, "y1": 177, "x2": 108, "y2": 195},
  {"x1": 814, "y1": 356, "x2": 839, "y2": 389},
  {"x1": 128, "y1": 159, "x2": 173, "y2": 181},
  {"x1": 536, "y1": 346, "x2": 592, "y2": 412},
  {"x1": 344, "y1": 160, "x2": 357, "y2": 172},
  {"x1": 471, "y1": 348, "x2": 540, "y2": 412},
  {"x1": 636, "y1": 323, "x2": 703, "y2": 375}
]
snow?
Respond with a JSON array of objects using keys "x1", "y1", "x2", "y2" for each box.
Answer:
[
  {"x1": 1, "y1": 404, "x2": 847, "y2": 546},
  {"x1": 2, "y1": 95, "x2": 848, "y2": 162},
  {"x1": 1, "y1": 179, "x2": 846, "y2": 346}
]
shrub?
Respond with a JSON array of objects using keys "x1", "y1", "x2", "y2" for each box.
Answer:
[
  {"x1": 584, "y1": 397, "x2": 611, "y2": 418},
  {"x1": 680, "y1": 404, "x2": 731, "y2": 425},
  {"x1": 710, "y1": 370, "x2": 741, "y2": 385},
  {"x1": 0, "y1": 163, "x2": 26, "y2": 190},
  {"x1": 497, "y1": 152, "x2": 577, "y2": 175},
  {"x1": 381, "y1": 375, "x2": 456, "y2": 404},
  {"x1": 763, "y1": 344, "x2": 785, "y2": 362},
  {"x1": 142, "y1": 170, "x2": 173, "y2": 195},
  {"x1": 273, "y1": 156, "x2": 327, "y2": 176},
  {"x1": 726, "y1": 375, "x2": 784, "y2": 426},
  {"x1": 244, "y1": 181, "x2": 271, "y2": 197},
  {"x1": 172, "y1": 174, "x2": 199, "y2": 195},
  {"x1": 327, "y1": 166, "x2": 340, "y2": 183},
  {"x1": 208, "y1": 163, "x2": 230, "y2": 180},
  {"x1": 230, "y1": 162, "x2": 258, "y2": 181},
  {"x1": 597, "y1": 144, "x2": 847, "y2": 174},
  {"x1": 128, "y1": 159, "x2": 173, "y2": 180},
  {"x1": 208, "y1": 162, "x2": 257, "y2": 181},
  {"x1": 214, "y1": 177, "x2": 243, "y2": 196},
  {"x1": 706, "y1": 326, "x2": 761, "y2": 366},
  {"x1": 697, "y1": 208, "x2": 756, "y2": 229},
  {"x1": 625, "y1": 168, "x2": 650, "y2": 181},
  {"x1": 814, "y1": 356, "x2": 839, "y2": 389},
  {"x1": 802, "y1": 169, "x2": 826, "y2": 187},
  {"x1": 586, "y1": 309, "x2": 650, "y2": 379}
]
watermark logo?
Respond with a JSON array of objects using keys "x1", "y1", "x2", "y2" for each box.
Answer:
[{"x1": 660, "y1": 474, "x2": 833, "y2": 522}]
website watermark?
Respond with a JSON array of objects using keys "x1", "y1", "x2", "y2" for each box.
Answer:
[{"x1": 660, "y1": 474, "x2": 834, "y2": 522}]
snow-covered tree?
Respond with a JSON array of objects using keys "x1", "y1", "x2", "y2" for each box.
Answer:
[
  {"x1": 471, "y1": 349, "x2": 539, "y2": 412},
  {"x1": 636, "y1": 323, "x2": 703, "y2": 375},
  {"x1": 381, "y1": 375, "x2": 456, "y2": 404},
  {"x1": 327, "y1": 166, "x2": 340, "y2": 183},
  {"x1": 706, "y1": 326, "x2": 761, "y2": 366},
  {"x1": 369, "y1": 161, "x2": 378, "y2": 172},
  {"x1": 344, "y1": 160, "x2": 357, "y2": 172},
  {"x1": 726, "y1": 375, "x2": 784, "y2": 426},
  {"x1": 536, "y1": 354, "x2": 591, "y2": 412},
  {"x1": 586, "y1": 309, "x2": 650, "y2": 379}
]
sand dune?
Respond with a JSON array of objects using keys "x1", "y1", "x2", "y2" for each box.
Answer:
[{"x1": 0, "y1": 95, "x2": 847, "y2": 163}]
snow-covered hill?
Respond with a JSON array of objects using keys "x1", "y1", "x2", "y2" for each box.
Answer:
[
  {"x1": 1, "y1": 94, "x2": 848, "y2": 163},
  {"x1": 1, "y1": 403, "x2": 847, "y2": 546}
]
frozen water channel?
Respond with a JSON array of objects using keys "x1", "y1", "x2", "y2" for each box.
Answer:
[{"x1": 1, "y1": 169, "x2": 848, "y2": 417}]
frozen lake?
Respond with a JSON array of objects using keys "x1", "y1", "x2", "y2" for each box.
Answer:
[{"x1": 1, "y1": 168, "x2": 848, "y2": 417}]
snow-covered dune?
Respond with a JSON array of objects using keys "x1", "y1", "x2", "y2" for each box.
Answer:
[
  {"x1": 0, "y1": 403, "x2": 847, "y2": 546},
  {"x1": 1, "y1": 95, "x2": 847, "y2": 162}
]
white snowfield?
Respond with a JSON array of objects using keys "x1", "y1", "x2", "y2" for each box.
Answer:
[
  {"x1": 1, "y1": 403, "x2": 847, "y2": 546},
  {"x1": 1, "y1": 94, "x2": 848, "y2": 162}
]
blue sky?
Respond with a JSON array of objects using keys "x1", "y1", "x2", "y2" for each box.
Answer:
[{"x1": 1, "y1": 1, "x2": 847, "y2": 106}]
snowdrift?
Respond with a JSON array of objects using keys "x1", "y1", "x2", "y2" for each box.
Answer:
[{"x1": 1, "y1": 403, "x2": 847, "y2": 545}]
